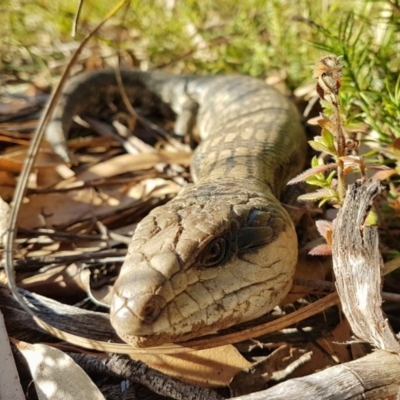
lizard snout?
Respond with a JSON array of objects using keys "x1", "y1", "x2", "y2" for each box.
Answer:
[{"x1": 110, "y1": 292, "x2": 166, "y2": 335}]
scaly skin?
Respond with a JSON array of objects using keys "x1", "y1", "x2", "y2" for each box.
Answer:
[{"x1": 46, "y1": 70, "x2": 307, "y2": 347}]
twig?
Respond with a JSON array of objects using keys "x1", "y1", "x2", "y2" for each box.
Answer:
[
  {"x1": 71, "y1": 0, "x2": 85, "y2": 37},
  {"x1": 8, "y1": 249, "x2": 127, "y2": 268}
]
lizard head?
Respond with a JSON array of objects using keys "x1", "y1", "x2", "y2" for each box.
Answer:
[{"x1": 110, "y1": 191, "x2": 297, "y2": 347}]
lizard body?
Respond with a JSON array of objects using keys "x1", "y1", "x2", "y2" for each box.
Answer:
[{"x1": 45, "y1": 69, "x2": 307, "y2": 347}]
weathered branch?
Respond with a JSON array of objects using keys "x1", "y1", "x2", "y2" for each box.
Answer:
[
  {"x1": 231, "y1": 350, "x2": 400, "y2": 400},
  {"x1": 332, "y1": 179, "x2": 400, "y2": 352}
]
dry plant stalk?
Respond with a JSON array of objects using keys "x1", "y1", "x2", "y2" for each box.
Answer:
[
  {"x1": 289, "y1": 54, "x2": 391, "y2": 258},
  {"x1": 312, "y1": 55, "x2": 346, "y2": 202},
  {"x1": 288, "y1": 56, "x2": 361, "y2": 255}
]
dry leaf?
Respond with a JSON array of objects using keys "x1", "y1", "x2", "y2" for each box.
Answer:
[
  {"x1": 230, "y1": 345, "x2": 313, "y2": 396},
  {"x1": 288, "y1": 319, "x2": 352, "y2": 380},
  {"x1": 283, "y1": 252, "x2": 332, "y2": 304},
  {"x1": 371, "y1": 168, "x2": 396, "y2": 181},
  {"x1": 75, "y1": 151, "x2": 191, "y2": 182},
  {"x1": 132, "y1": 345, "x2": 251, "y2": 388},
  {"x1": 17, "y1": 188, "x2": 99, "y2": 229},
  {"x1": 317, "y1": 318, "x2": 352, "y2": 363},
  {"x1": 0, "y1": 153, "x2": 25, "y2": 174},
  {"x1": 17, "y1": 341, "x2": 106, "y2": 400},
  {"x1": 0, "y1": 185, "x2": 14, "y2": 202},
  {"x1": 20, "y1": 264, "x2": 86, "y2": 298},
  {"x1": 315, "y1": 219, "x2": 333, "y2": 243},
  {"x1": 18, "y1": 178, "x2": 181, "y2": 229},
  {"x1": 0, "y1": 170, "x2": 16, "y2": 186},
  {"x1": 308, "y1": 243, "x2": 332, "y2": 256}
]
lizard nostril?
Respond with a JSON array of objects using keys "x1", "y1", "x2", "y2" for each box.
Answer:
[
  {"x1": 110, "y1": 293, "x2": 166, "y2": 336},
  {"x1": 141, "y1": 301, "x2": 161, "y2": 323}
]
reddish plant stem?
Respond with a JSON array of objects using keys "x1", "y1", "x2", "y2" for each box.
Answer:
[{"x1": 331, "y1": 91, "x2": 346, "y2": 204}]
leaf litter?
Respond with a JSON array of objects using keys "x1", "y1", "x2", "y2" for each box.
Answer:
[
  {"x1": 1, "y1": 40, "x2": 400, "y2": 400},
  {"x1": 0, "y1": 63, "x2": 368, "y2": 399}
]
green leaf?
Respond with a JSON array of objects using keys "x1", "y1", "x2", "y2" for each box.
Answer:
[
  {"x1": 297, "y1": 192, "x2": 327, "y2": 202},
  {"x1": 305, "y1": 177, "x2": 327, "y2": 187},
  {"x1": 326, "y1": 170, "x2": 337, "y2": 185},
  {"x1": 311, "y1": 156, "x2": 319, "y2": 168},
  {"x1": 321, "y1": 129, "x2": 337, "y2": 155},
  {"x1": 365, "y1": 210, "x2": 378, "y2": 226},
  {"x1": 308, "y1": 140, "x2": 332, "y2": 154},
  {"x1": 318, "y1": 196, "x2": 337, "y2": 207}
]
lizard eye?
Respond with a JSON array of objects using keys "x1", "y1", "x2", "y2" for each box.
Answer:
[{"x1": 201, "y1": 237, "x2": 227, "y2": 267}]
